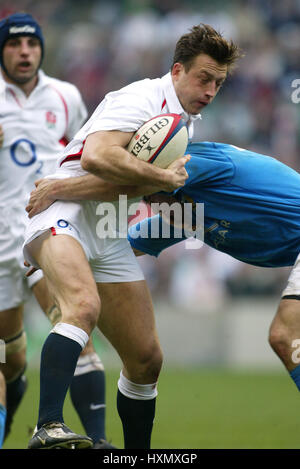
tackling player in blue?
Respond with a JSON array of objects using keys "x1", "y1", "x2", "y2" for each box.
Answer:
[
  {"x1": 129, "y1": 141, "x2": 300, "y2": 268},
  {"x1": 128, "y1": 141, "x2": 300, "y2": 391}
]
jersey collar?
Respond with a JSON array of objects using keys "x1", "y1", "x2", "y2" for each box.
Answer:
[
  {"x1": 34, "y1": 69, "x2": 51, "y2": 89},
  {"x1": 0, "y1": 68, "x2": 49, "y2": 96},
  {"x1": 161, "y1": 72, "x2": 202, "y2": 124}
]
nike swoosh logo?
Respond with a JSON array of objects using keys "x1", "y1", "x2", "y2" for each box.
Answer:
[
  {"x1": 90, "y1": 403, "x2": 106, "y2": 410},
  {"x1": 37, "y1": 436, "x2": 46, "y2": 445}
]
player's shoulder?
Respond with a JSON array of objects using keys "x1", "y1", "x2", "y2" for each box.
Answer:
[
  {"x1": 125, "y1": 76, "x2": 163, "y2": 91},
  {"x1": 112, "y1": 76, "x2": 164, "y2": 102},
  {"x1": 42, "y1": 73, "x2": 82, "y2": 101}
]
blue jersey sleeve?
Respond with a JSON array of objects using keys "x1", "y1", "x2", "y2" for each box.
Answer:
[{"x1": 128, "y1": 214, "x2": 187, "y2": 257}]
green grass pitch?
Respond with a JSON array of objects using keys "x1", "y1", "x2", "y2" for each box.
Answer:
[{"x1": 3, "y1": 367, "x2": 300, "y2": 449}]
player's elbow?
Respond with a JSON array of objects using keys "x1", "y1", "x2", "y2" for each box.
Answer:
[
  {"x1": 81, "y1": 151, "x2": 96, "y2": 173},
  {"x1": 81, "y1": 147, "x2": 106, "y2": 174}
]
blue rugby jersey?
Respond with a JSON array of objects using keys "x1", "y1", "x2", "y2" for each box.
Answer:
[{"x1": 128, "y1": 142, "x2": 300, "y2": 267}]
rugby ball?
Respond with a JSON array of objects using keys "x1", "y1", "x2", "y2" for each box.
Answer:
[{"x1": 127, "y1": 113, "x2": 188, "y2": 169}]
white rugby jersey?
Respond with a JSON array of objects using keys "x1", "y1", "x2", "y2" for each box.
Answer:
[
  {"x1": 0, "y1": 69, "x2": 87, "y2": 207},
  {"x1": 58, "y1": 72, "x2": 201, "y2": 172}
]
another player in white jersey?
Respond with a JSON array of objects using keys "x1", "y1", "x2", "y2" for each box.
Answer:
[
  {"x1": 22, "y1": 24, "x2": 241, "y2": 448},
  {"x1": 0, "y1": 13, "x2": 112, "y2": 449}
]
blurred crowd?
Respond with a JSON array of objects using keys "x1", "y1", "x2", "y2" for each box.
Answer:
[{"x1": 1, "y1": 0, "x2": 299, "y2": 310}]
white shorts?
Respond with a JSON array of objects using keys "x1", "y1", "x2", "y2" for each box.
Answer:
[
  {"x1": 282, "y1": 253, "x2": 300, "y2": 298},
  {"x1": 0, "y1": 253, "x2": 43, "y2": 310},
  {"x1": 0, "y1": 205, "x2": 43, "y2": 310},
  {"x1": 23, "y1": 199, "x2": 144, "y2": 284}
]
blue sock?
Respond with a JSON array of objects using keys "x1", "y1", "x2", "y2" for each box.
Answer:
[
  {"x1": 290, "y1": 364, "x2": 300, "y2": 390},
  {"x1": 38, "y1": 333, "x2": 82, "y2": 428},
  {"x1": 117, "y1": 391, "x2": 156, "y2": 449},
  {"x1": 70, "y1": 370, "x2": 106, "y2": 443},
  {"x1": 0, "y1": 404, "x2": 6, "y2": 449}
]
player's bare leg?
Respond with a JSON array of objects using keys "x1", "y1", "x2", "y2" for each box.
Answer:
[
  {"x1": 97, "y1": 280, "x2": 163, "y2": 449},
  {"x1": 0, "y1": 305, "x2": 27, "y2": 440},
  {"x1": 269, "y1": 256, "x2": 300, "y2": 394},
  {"x1": 269, "y1": 298, "x2": 300, "y2": 371},
  {"x1": 32, "y1": 277, "x2": 111, "y2": 447},
  {"x1": 32, "y1": 277, "x2": 96, "y2": 357},
  {"x1": 26, "y1": 233, "x2": 100, "y2": 449},
  {"x1": 0, "y1": 371, "x2": 6, "y2": 448}
]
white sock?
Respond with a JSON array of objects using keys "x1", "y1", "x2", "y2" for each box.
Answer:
[
  {"x1": 118, "y1": 370, "x2": 158, "y2": 400},
  {"x1": 51, "y1": 322, "x2": 89, "y2": 349},
  {"x1": 74, "y1": 352, "x2": 104, "y2": 376}
]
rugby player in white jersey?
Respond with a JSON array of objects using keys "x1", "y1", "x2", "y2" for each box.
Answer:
[
  {"x1": 0, "y1": 13, "x2": 113, "y2": 449},
  {"x1": 22, "y1": 24, "x2": 241, "y2": 448}
]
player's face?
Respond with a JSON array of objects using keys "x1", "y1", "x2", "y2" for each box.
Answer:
[
  {"x1": 172, "y1": 54, "x2": 227, "y2": 115},
  {"x1": 2, "y1": 36, "x2": 41, "y2": 85}
]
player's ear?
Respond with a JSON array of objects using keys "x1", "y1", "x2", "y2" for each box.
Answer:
[{"x1": 171, "y1": 62, "x2": 184, "y2": 80}]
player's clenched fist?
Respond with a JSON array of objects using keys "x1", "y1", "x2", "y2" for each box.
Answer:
[{"x1": 163, "y1": 154, "x2": 191, "y2": 192}]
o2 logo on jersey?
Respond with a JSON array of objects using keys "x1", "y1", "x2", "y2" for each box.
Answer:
[
  {"x1": 57, "y1": 219, "x2": 69, "y2": 228},
  {"x1": 46, "y1": 111, "x2": 57, "y2": 128},
  {"x1": 10, "y1": 138, "x2": 37, "y2": 166}
]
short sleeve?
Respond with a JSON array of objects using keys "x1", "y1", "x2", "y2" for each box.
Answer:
[{"x1": 88, "y1": 82, "x2": 160, "y2": 135}]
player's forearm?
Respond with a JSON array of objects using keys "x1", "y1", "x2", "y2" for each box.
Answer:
[
  {"x1": 81, "y1": 144, "x2": 170, "y2": 188},
  {"x1": 48, "y1": 174, "x2": 159, "y2": 201}
]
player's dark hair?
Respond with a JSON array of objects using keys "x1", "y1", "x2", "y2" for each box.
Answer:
[{"x1": 172, "y1": 24, "x2": 243, "y2": 73}]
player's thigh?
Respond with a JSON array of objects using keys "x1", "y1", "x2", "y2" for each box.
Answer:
[
  {"x1": 96, "y1": 280, "x2": 162, "y2": 376},
  {"x1": 30, "y1": 233, "x2": 100, "y2": 328}
]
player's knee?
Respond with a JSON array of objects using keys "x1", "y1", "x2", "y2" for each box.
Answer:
[
  {"x1": 0, "y1": 330, "x2": 27, "y2": 381},
  {"x1": 268, "y1": 322, "x2": 290, "y2": 358},
  {"x1": 147, "y1": 346, "x2": 163, "y2": 382},
  {"x1": 76, "y1": 295, "x2": 101, "y2": 331},
  {"x1": 1, "y1": 352, "x2": 26, "y2": 382},
  {"x1": 64, "y1": 294, "x2": 101, "y2": 334},
  {"x1": 269, "y1": 301, "x2": 297, "y2": 357},
  {"x1": 132, "y1": 342, "x2": 163, "y2": 382}
]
